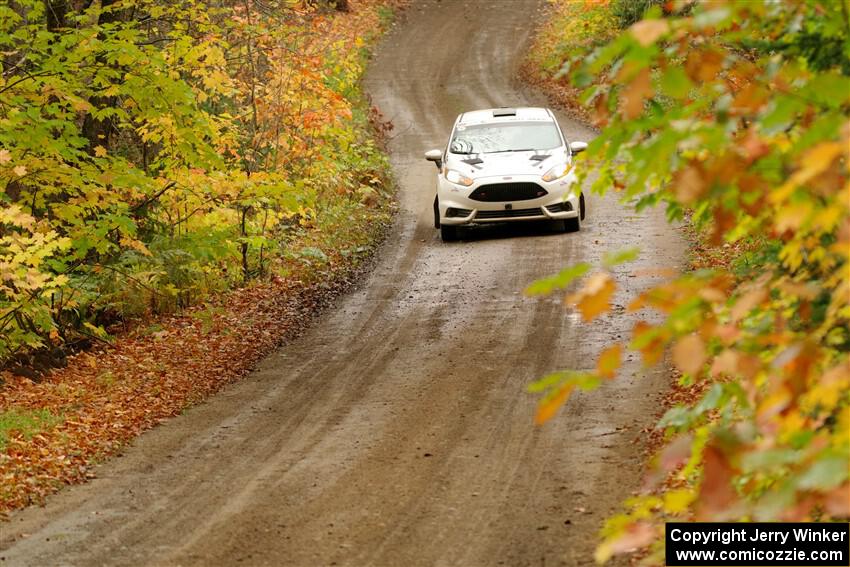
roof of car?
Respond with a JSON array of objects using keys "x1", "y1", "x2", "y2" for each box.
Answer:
[{"x1": 457, "y1": 107, "x2": 553, "y2": 125}]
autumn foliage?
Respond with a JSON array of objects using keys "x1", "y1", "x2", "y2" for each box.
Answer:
[
  {"x1": 0, "y1": 0, "x2": 394, "y2": 368},
  {"x1": 529, "y1": 0, "x2": 849, "y2": 562}
]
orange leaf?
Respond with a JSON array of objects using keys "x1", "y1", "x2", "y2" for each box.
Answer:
[
  {"x1": 731, "y1": 83, "x2": 767, "y2": 113},
  {"x1": 567, "y1": 272, "x2": 616, "y2": 322},
  {"x1": 731, "y1": 287, "x2": 768, "y2": 321},
  {"x1": 633, "y1": 320, "x2": 667, "y2": 367},
  {"x1": 824, "y1": 483, "x2": 850, "y2": 517},
  {"x1": 710, "y1": 349, "x2": 740, "y2": 377},
  {"x1": 672, "y1": 164, "x2": 707, "y2": 204},
  {"x1": 685, "y1": 48, "x2": 724, "y2": 82},
  {"x1": 660, "y1": 434, "x2": 693, "y2": 473},
  {"x1": 620, "y1": 68, "x2": 653, "y2": 120},
  {"x1": 672, "y1": 334, "x2": 706, "y2": 375},
  {"x1": 630, "y1": 19, "x2": 669, "y2": 46},
  {"x1": 535, "y1": 383, "x2": 575, "y2": 425},
  {"x1": 597, "y1": 344, "x2": 622, "y2": 379},
  {"x1": 696, "y1": 445, "x2": 739, "y2": 520}
]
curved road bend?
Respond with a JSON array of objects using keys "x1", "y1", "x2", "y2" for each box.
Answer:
[{"x1": 0, "y1": 1, "x2": 685, "y2": 565}]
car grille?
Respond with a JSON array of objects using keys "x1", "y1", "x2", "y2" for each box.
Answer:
[
  {"x1": 475, "y1": 207, "x2": 544, "y2": 220},
  {"x1": 545, "y1": 202, "x2": 573, "y2": 213},
  {"x1": 469, "y1": 182, "x2": 548, "y2": 202},
  {"x1": 445, "y1": 207, "x2": 473, "y2": 218}
]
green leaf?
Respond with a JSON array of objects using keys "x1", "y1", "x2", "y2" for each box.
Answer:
[
  {"x1": 602, "y1": 247, "x2": 640, "y2": 268},
  {"x1": 659, "y1": 67, "x2": 692, "y2": 99},
  {"x1": 525, "y1": 263, "x2": 590, "y2": 296},
  {"x1": 796, "y1": 455, "x2": 849, "y2": 490}
]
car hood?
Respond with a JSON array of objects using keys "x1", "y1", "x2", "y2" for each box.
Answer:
[{"x1": 445, "y1": 149, "x2": 570, "y2": 180}]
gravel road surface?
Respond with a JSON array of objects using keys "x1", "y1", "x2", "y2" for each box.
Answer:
[{"x1": 0, "y1": 1, "x2": 684, "y2": 565}]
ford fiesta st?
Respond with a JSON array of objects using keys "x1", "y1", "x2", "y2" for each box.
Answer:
[{"x1": 425, "y1": 107, "x2": 587, "y2": 241}]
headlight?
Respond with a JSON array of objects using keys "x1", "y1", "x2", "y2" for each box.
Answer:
[
  {"x1": 542, "y1": 162, "x2": 572, "y2": 182},
  {"x1": 444, "y1": 168, "x2": 474, "y2": 187}
]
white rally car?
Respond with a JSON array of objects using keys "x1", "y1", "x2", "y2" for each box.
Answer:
[{"x1": 425, "y1": 107, "x2": 587, "y2": 241}]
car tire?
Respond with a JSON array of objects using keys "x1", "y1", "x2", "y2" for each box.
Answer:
[
  {"x1": 579, "y1": 193, "x2": 586, "y2": 221},
  {"x1": 440, "y1": 224, "x2": 459, "y2": 242},
  {"x1": 433, "y1": 196, "x2": 441, "y2": 229}
]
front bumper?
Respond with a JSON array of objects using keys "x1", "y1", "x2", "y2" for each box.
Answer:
[{"x1": 438, "y1": 174, "x2": 580, "y2": 226}]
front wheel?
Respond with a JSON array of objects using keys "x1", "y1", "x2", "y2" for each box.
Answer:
[
  {"x1": 579, "y1": 193, "x2": 586, "y2": 221},
  {"x1": 440, "y1": 224, "x2": 459, "y2": 242},
  {"x1": 433, "y1": 196, "x2": 441, "y2": 228},
  {"x1": 563, "y1": 216, "x2": 580, "y2": 233}
]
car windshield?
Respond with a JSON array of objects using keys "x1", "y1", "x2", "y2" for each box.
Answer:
[{"x1": 449, "y1": 121, "x2": 562, "y2": 154}]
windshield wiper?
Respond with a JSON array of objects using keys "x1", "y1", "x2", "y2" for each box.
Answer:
[{"x1": 485, "y1": 148, "x2": 535, "y2": 154}]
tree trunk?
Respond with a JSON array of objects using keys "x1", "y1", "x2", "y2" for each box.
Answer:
[
  {"x1": 81, "y1": 0, "x2": 120, "y2": 153},
  {"x1": 44, "y1": 0, "x2": 68, "y2": 31}
]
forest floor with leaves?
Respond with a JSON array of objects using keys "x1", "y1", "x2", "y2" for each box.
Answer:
[
  {"x1": 0, "y1": 205, "x2": 394, "y2": 514},
  {"x1": 0, "y1": 1, "x2": 401, "y2": 515}
]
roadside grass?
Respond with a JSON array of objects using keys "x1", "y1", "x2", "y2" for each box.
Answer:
[
  {"x1": 523, "y1": 0, "x2": 617, "y2": 121},
  {"x1": 0, "y1": 409, "x2": 62, "y2": 452}
]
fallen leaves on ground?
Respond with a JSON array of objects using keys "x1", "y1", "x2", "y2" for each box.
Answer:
[{"x1": 0, "y1": 194, "x2": 393, "y2": 518}]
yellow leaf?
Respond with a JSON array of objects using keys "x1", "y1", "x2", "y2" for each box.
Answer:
[
  {"x1": 597, "y1": 344, "x2": 622, "y2": 379},
  {"x1": 567, "y1": 272, "x2": 616, "y2": 321},
  {"x1": 804, "y1": 362, "x2": 850, "y2": 413},
  {"x1": 812, "y1": 203, "x2": 843, "y2": 232},
  {"x1": 0, "y1": 149, "x2": 10, "y2": 164},
  {"x1": 775, "y1": 142, "x2": 844, "y2": 200},
  {"x1": 672, "y1": 334, "x2": 706, "y2": 375},
  {"x1": 535, "y1": 383, "x2": 575, "y2": 426},
  {"x1": 800, "y1": 142, "x2": 843, "y2": 177},
  {"x1": 663, "y1": 488, "x2": 695, "y2": 514},
  {"x1": 595, "y1": 522, "x2": 656, "y2": 564},
  {"x1": 13, "y1": 165, "x2": 27, "y2": 177},
  {"x1": 94, "y1": 145, "x2": 108, "y2": 157},
  {"x1": 0, "y1": 204, "x2": 35, "y2": 229},
  {"x1": 757, "y1": 385, "x2": 791, "y2": 422},
  {"x1": 630, "y1": 19, "x2": 669, "y2": 46},
  {"x1": 775, "y1": 202, "x2": 812, "y2": 233}
]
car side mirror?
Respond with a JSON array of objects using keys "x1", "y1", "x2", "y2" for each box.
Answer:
[
  {"x1": 569, "y1": 141, "x2": 588, "y2": 155},
  {"x1": 425, "y1": 149, "x2": 443, "y2": 169}
]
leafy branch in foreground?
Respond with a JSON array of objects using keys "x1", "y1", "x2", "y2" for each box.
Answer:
[{"x1": 529, "y1": 0, "x2": 849, "y2": 563}]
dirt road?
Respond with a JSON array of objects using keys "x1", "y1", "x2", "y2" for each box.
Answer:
[{"x1": 0, "y1": 1, "x2": 684, "y2": 565}]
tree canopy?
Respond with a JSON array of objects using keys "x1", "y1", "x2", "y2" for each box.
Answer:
[{"x1": 0, "y1": 0, "x2": 391, "y2": 368}]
